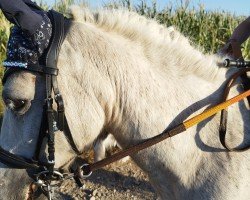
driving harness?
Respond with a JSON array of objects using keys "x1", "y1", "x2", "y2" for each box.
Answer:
[{"x1": 0, "y1": 9, "x2": 250, "y2": 200}]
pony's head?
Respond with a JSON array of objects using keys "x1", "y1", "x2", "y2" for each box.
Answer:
[
  {"x1": 0, "y1": 70, "x2": 47, "y2": 199},
  {"x1": 0, "y1": 7, "x2": 115, "y2": 198}
]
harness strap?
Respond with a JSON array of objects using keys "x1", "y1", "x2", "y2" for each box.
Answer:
[
  {"x1": 64, "y1": 117, "x2": 82, "y2": 155},
  {"x1": 40, "y1": 10, "x2": 81, "y2": 174},
  {"x1": 33, "y1": 105, "x2": 48, "y2": 161},
  {"x1": 0, "y1": 146, "x2": 39, "y2": 169},
  {"x1": 45, "y1": 10, "x2": 80, "y2": 153},
  {"x1": 2, "y1": 64, "x2": 58, "y2": 84},
  {"x1": 45, "y1": 74, "x2": 55, "y2": 173}
]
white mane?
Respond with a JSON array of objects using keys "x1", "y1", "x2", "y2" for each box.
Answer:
[{"x1": 68, "y1": 5, "x2": 223, "y2": 81}]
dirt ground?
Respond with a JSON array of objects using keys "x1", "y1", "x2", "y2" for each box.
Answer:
[{"x1": 54, "y1": 158, "x2": 157, "y2": 200}]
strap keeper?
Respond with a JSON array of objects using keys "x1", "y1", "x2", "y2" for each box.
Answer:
[
  {"x1": 45, "y1": 98, "x2": 53, "y2": 107},
  {"x1": 43, "y1": 67, "x2": 59, "y2": 75},
  {"x1": 54, "y1": 94, "x2": 63, "y2": 106},
  {"x1": 55, "y1": 94, "x2": 64, "y2": 131},
  {"x1": 57, "y1": 111, "x2": 64, "y2": 131}
]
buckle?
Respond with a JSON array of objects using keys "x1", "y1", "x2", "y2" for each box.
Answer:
[
  {"x1": 54, "y1": 94, "x2": 64, "y2": 131},
  {"x1": 53, "y1": 121, "x2": 59, "y2": 132},
  {"x1": 34, "y1": 170, "x2": 64, "y2": 199},
  {"x1": 54, "y1": 94, "x2": 64, "y2": 111},
  {"x1": 54, "y1": 93, "x2": 62, "y2": 102},
  {"x1": 79, "y1": 163, "x2": 92, "y2": 178},
  {"x1": 45, "y1": 98, "x2": 53, "y2": 106}
]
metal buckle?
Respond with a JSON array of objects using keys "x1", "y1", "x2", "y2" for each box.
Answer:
[
  {"x1": 52, "y1": 121, "x2": 58, "y2": 132},
  {"x1": 54, "y1": 94, "x2": 64, "y2": 109},
  {"x1": 34, "y1": 170, "x2": 64, "y2": 200},
  {"x1": 34, "y1": 170, "x2": 64, "y2": 186},
  {"x1": 45, "y1": 97, "x2": 53, "y2": 107},
  {"x1": 54, "y1": 93, "x2": 64, "y2": 131},
  {"x1": 80, "y1": 163, "x2": 92, "y2": 178},
  {"x1": 54, "y1": 93, "x2": 62, "y2": 102}
]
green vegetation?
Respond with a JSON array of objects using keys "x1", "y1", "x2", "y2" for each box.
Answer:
[{"x1": 0, "y1": 0, "x2": 249, "y2": 113}]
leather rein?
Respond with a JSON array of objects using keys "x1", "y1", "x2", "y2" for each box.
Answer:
[
  {"x1": 0, "y1": 10, "x2": 250, "y2": 199},
  {"x1": 82, "y1": 60, "x2": 250, "y2": 175}
]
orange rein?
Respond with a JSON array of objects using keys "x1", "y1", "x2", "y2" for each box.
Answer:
[{"x1": 184, "y1": 89, "x2": 250, "y2": 129}]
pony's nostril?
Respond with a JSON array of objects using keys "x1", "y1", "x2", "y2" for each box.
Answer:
[{"x1": 5, "y1": 98, "x2": 26, "y2": 110}]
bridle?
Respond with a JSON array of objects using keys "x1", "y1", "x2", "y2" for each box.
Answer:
[
  {"x1": 0, "y1": 9, "x2": 250, "y2": 200},
  {"x1": 0, "y1": 10, "x2": 88, "y2": 199}
]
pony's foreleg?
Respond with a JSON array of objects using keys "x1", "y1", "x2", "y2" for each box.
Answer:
[
  {"x1": 94, "y1": 133, "x2": 117, "y2": 162},
  {"x1": 93, "y1": 132, "x2": 130, "y2": 162}
]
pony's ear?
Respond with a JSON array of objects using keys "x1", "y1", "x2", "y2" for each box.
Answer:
[{"x1": 67, "y1": 5, "x2": 94, "y2": 23}]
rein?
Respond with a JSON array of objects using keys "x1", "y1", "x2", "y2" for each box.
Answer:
[
  {"x1": 80, "y1": 67, "x2": 250, "y2": 175},
  {"x1": 0, "y1": 10, "x2": 250, "y2": 199}
]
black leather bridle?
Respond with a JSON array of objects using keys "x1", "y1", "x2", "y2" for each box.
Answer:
[{"x1": 0, "y1": 10, "x2": 87, "y2": 199}]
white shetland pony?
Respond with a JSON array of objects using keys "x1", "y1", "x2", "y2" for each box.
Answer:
[{"x1": 0, "y1": 6, "x2": 249, "y2": 200}]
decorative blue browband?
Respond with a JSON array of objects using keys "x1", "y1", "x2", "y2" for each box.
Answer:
[
  {"x1": 3, "y1": 61, "x2": 28, "y2": 68},
  {"x1": 2, "y1": 61, "x2": 59, "y2": 82}
]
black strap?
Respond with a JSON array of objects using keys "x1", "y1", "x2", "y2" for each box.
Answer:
[
  {"x1": 219, "y1": 68, "x2": 250, "y2": 151},
  {"x1": 0, "y1": 146, "x2": 39, "y2": 169},
  {"x1": 33, "y1": 106, "x2": 48, "y2": 161},
  {"x1": 64, "y1": 117, "x2": 82, "y2": 155},
  {"x1": 46, "y1": 10, "x2": 65, "y2": 131},
  {"x1": 45, "y1": 74, "x2": 56, "y2": 173},
  {"x1": 45, "y1": 10, "x2": 80, "y2": 154},
  {"x1": 2, "y1": 64, "x2": 58, "y2": 84},
  {"x1": 45, "y1": 10, "x2": 65, "y2": 69},
  {"x1": 0, "y1": 10, "x2": 81, "y2": 173}
]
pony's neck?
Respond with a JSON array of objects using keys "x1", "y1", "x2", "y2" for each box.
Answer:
[
  {"x1": 110, "y1": 58, "x2": 228, "y2": 145},
  {"x1": 104, "y1": 31, "x2": 230, "y2": 145},
  {"x1": 108, "y1": 51, "x2": 248, "y2": 197}
]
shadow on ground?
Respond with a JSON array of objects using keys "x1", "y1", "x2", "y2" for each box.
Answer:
[{"x1": 55, "y1": 162, "x2": 156, "y2": 200}]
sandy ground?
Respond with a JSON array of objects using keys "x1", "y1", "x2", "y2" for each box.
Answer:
[{"x1": 54, "y1": 157, "x2": 157, "y2": 200}]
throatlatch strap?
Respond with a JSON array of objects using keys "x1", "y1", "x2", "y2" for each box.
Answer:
[{"x1": 63, "y1": 117, "x2": 81, "y2": 155}]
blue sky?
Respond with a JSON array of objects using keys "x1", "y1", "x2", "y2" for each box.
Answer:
[{"x1": 43, "y1": 0, "x2": 250, "y2": 16}]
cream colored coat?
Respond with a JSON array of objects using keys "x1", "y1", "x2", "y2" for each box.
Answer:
[{"x1": 0, "y1": 6, "x2": 249, "y2": 200}]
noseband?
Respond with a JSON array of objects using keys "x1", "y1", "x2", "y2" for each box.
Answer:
[{"x1": 0, "y1": 10, "x2": 87, "y2": 199}]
